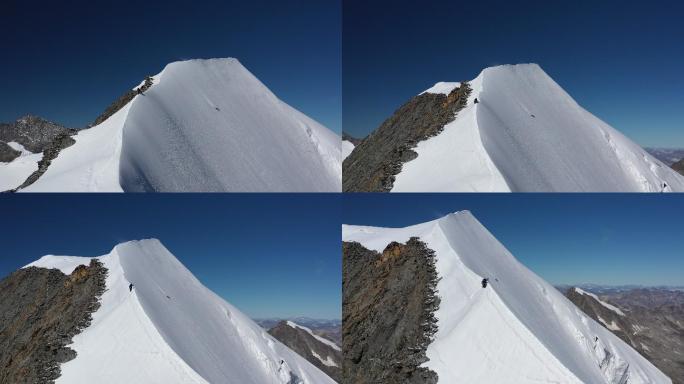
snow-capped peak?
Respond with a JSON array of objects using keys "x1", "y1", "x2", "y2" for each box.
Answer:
[
  {"x1": 343, "y1": 212, "x2": 670, "y2": 383},
  {"x1": 574, "y1": 287, "x2": 626, "y2": 316},
  {"x1": 25, "y1": 239, "x2": 336, "y2": 384},
  {"x1": 19, "y1": 58, "x2": 341, "y2": 192},
  {"x1": 392, "y1": 63, "x2": 684, "y2": 192}
]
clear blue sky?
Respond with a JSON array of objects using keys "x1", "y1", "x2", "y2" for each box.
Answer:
[
  {"x1": 343, "y1": 0, "x2": 684, "y2": 147},
  {"x1": 343, "y1": 194, "x2": 684, "y2": 286},
  {"x1": 0, "y1": 0, "x2": 341, "y2": 133},
  {"x1": 0, "y1": 194, "x2": 341, "y2": 320}
]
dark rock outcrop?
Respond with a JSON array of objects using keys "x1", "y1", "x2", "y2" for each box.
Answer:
[
  {"x1": 12, "y1": 133, "x2": 76, "y2": 191},
  {"x1": 0, "y1": 115, "x2": 78, "y2": 191},
  {"x1": 342, "y1": 132, "x2": 363, "y2": 147},
  {"x1": 343, "y1": 83, "x2": 471, "y2": 192},
  {"x1": 268, "y1": 321, "x2": 342, "y2": 382},
  {"x1": 343, "y1": 238, "x2": 440, "y2": 384},
  {"x1": 0, "y1": 141, "x2": 21, "y2": 162},
  {"x1": 0, "y1": 115, "x2": 74, "y2": 154},
  {"x1": 0, "y1": 260, "x2": 107, "y2": 384},
  {"x1": 91, "y1": 76, "x2": 154, "y2": 127},
  {"x1": 565, "y1": 287, "x2": 684, "y2": 383}
]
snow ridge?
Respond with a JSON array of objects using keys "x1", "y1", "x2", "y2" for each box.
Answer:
[
  {"x1": 25, "y1": 239, "x2": 335, "y2": 384},
  {"x1": 575, "y1": 287, "x2": 626, "y2": 316},
  {"x1": 395, "y1": 64, "x2": 684, "y2": 192},
  {"x1": 286, "y1": 320, "x2": 341, "y2": 351},
  {"x1": 22, "y1": 58, "x2": 341, "y2": 192},
  {"x1": 343, "y1": 212, "x2": 670, "y2": 384}
]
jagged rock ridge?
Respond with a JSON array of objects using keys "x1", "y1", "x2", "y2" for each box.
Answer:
[
  {"x1": 0, "y1": 260, "x2": 107, "y2": 383},
  {"x1": 566, "y1": 287, "x2": 684, "y2": 383},
  {"x1": 343, "y1": 238, "x2": 440, "y2": 384},
  {"x1": 343, "y1": 83, "x2": 471, "y2": 192}
]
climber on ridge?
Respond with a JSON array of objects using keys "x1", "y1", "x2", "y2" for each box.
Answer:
[
  {"x1": 129, "y1": 283, "x2": 134, "y2": 292},
  {"x1": 481, "y1": 278, "x2": 489, "y2": 288}
]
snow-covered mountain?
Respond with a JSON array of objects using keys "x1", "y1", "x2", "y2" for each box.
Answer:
[
  {"x1": 341, "y1": 132, "x2": 361, "y2": 161},
  {"x1": 23, "y1": 239, "x2": 336, "y2": 383},
  {"x1": 344, "y1": 63, "x2": 684, "y2": 192},
  {"x1": 16, "y1": 58, "x2": 341, "y2": 192},
  {"x1": 343, "y1": 211, "x2": 671, "y2": 383},
  {"x1": 268, "y1": 320, "x2": 342, "y2": 381}
]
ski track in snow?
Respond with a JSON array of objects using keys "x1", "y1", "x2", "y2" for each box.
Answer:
[
  {"x1": 25, "y1": 239, "x2": 336, "y2": 384},
  {"x1": 393, "y1": 64, "x2": 684, "y2": 192},
  {"x1": 343, "y1": 212, "x2": 671, "y2": 384}
]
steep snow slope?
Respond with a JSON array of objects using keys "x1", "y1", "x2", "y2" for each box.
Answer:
[
  {"x1": 26, "y1": 239, "x2": 336, "y2": 384},
  {"x1": 0, "y1": 143, "x2": 42, "y2": 191},
  {"x1": 343, "y1": 212, "x2": 670, "y2": 384},
  {"x1": 574, "y1": 287, "x2": 626, "y2": 316},
  {"x1": 23, "y1": 58, "x2": 341, "y2": 192},
  {"x1": 393, "y1": 64, "x2": 684, "y2": 192}
]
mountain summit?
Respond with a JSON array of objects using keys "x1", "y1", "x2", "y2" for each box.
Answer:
[
  {"x1": 11, "y1": 239, "x2": 335, "y2": 383},
  {"x1": 343, "y1": 64, "x2": 684, "y2": 192},
  {"x1": 9, "y1": 58, "x2": 341, "y2": 192},
  {"x1": 343, "y1": 211, "x2": 671, "y2": 383}
]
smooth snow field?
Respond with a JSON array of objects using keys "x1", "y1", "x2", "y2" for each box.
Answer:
[
  {"x1": 20, "y1": 58, "x2": 341, "y2": 192},
  {"x1": 343, "y1": 212, "x2": 671, "y2": 384},
  {"x1": 393, "y1": 64, "x2": 684, "y2": 192},
  {"x1": 26, "y1": 239, "x2": 336, "y2": 384}
]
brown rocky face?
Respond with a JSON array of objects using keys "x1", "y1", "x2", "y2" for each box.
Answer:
[
  {"x1": 343, "y1": 83, "x2": 472, "y2": 192},
  {"x1": 0, "y1": 259, "x2": 107, "y2": 383},
  {"x1": 343, "y1": 238, "x2": 440, "y2": 384}
]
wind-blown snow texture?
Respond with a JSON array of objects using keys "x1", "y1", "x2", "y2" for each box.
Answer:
[
  {"x1": 23, "y1": 58, "x2": 341, "y2": 192},
  {"x1": 343, "y1": 212, "x2": 670, "y2": 384},
  {"x1": 25, "y1": 239, "x2": 336, "y2": 384},
  {"x1": 393, "y1": 64, "x2": 684, "y2": 192}
]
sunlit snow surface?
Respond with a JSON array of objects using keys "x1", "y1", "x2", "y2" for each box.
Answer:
[
  {"x1": 343, "y1": 212, "x2": 671, "y2": 384},
  {"x1": 0, "y1": 142, "x2": 42, "y2": 191},
  {"x1": 286, "y1": 320, "x2": 341, "y2": 351},
  {"x1": 393, "y1": 64, "x2": 684, "y2": 192},
  {"x1": 25, "y1": 239, "x2": 336, "y2": 384},
  {"x1": 23, "y1": 58, "x2": 341, "y2": 192},
  {"x1": 342, "y1": 140, "x2": 354, "y2": 160}
]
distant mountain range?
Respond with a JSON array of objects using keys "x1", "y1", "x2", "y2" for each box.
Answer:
[
  {"x1": 564, "y1": 286, "x2": 684, "y2": 383},
  {"x1": 645, "y1": 148, "x2": 684, "y2": 166},
  {"x1": 1, "y1": 239, "x2": 336, "y2": 383},
  {"x1": 267, "y1": 320, "x2": 342, "y2": 382},
  {"x1": 256, "y1": 317, "x2": 341, "y2": 345}
]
